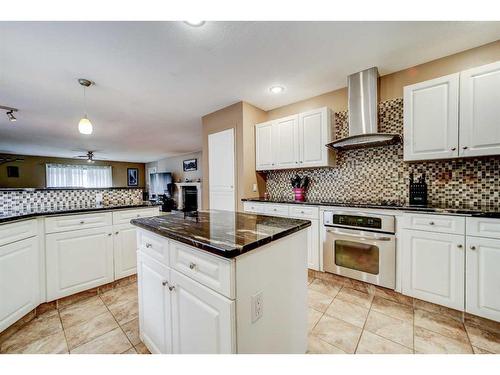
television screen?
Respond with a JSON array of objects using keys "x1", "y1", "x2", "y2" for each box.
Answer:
[{"x1": 150, "y1": 172, "x2": 173, "y2": 197}]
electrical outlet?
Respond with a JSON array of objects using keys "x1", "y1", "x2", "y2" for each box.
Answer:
[
  {"x1": 251, "y1": 291, "x2": 263, "y2": 323},
  {"x1": 252, "y1": 183, "x2": 258, "y2": 192}
]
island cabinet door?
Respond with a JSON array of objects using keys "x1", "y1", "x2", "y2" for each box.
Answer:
[
  {"x1": 113, "y1": 224, "x2": 138, "y2": 279},
  {"x1": 45, "y1": 226, "x2": 114, "y2": 301},
  {"x1": 137, "y1": 251, "x2": 172, "y2": 354},
  {"x1": 170, "y1": 270, "x2": 235, "y2": 354}
]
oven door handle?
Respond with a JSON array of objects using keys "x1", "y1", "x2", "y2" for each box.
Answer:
[{"x1": 326, "y1": 228, "x2": 392, "y2": 241}]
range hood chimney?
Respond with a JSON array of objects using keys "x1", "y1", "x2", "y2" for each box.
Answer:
[{"x1": 326, "y1": 67, "x2": 401, "y2": 150}]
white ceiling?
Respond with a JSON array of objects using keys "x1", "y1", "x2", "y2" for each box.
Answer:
[{"x1": 0, "y1": 21, "x2": 499, "y2": 163}]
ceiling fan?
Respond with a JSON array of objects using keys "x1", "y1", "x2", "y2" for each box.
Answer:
[{"x1": 74, "y1": 151, "x2": 106, "y2": 163}]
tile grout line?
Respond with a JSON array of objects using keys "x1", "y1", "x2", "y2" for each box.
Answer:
[
  {"x1": 56, "y1": 309, "x2": 71, "y2": 354},
  {"x1": 353, "y1": 291, "x2": 373, "y2": 354},
  {"x1": 98, "y1": 293, "x2": 136, "y2": 352}
]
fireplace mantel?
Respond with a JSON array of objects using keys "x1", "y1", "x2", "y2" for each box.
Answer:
[{"x1": 175, "y1": 182, "x2": 202, "y2": 210}]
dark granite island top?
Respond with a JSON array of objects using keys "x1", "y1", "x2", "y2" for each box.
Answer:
[{"x1": 131, "y1": 210, "x2": 311, "y2": 259}]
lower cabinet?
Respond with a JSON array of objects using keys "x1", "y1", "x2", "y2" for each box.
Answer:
[
  {"x1": 170, "y1": 269, "x2": 235, "y2": 354},
  {"x1": 137, "y1": 251, "x2": 172, "y2": 354},
  {"x1": 46, "y1": 226, "x2": 114, "y2": 301},
  {"x1": 466, "y1": 236, "x2": 500, "y2": 322},
  {"x1": 401, "y1": 229, "x2": 465, "y2": 310},
  {"x1": 0, "y1": 236, "x2": 40, "y2": 332},
  {"x1": 113, "y1": 224, "x2": 139, "y2": 279},
  {"x1": 137, "y1": 251, "x2": 235, "y2": 354}
]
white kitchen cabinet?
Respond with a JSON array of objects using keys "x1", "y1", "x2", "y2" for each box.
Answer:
[
  {"x1": 46, "y1": 226, "x2": 114, "y2": 300},
  {"x1": 137, "y1": 251, "x2": 172, "y2": 354},
  {"x1": 401, "y1": 229, "x2": 465, "y2": 310},
  {"x1": 113, "y1": 224, "x2": 139, "y2": 279},
  {"x1": 255, "y1": 107, "x2": 334, "y2": 171},
  {"x1": 255, "y1": 121, "x2": 275, "y2": 170},
  {"x1": 274, "y1": 115, "x2": 300, "y2": 169},
  {"x1": 459, "y1": 61, "x2": 500, "y2": 157},
  {"x1": 299, "y1": 107, "x2": 332, "y2": 168},
  {"x1": 466, "y1": 236, "x2": 500, "y2": 322},
  {"x1": 403, "y1": 73, "x2": 460, "y2": 161},
  {"x1": 0, "y1": 236, "x2": 40, "y2": 332},
  {"x1": 170, "y1": 270, "x2": 235, "y2": 354}
]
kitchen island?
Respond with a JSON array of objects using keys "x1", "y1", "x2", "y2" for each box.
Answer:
[{"x1": 131, "y1": 210, "x2": 311, "y2": 354}]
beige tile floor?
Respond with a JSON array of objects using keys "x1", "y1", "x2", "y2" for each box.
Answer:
[
  {"x1": 2, "y1": 274, "x2": 499, "y2": 354},
  {"x1": 307, "y1": 275, "x2": 500, "y2": 354},
  {"x1": 0, "y1": 283, "x2": 150, "y2": 354}
]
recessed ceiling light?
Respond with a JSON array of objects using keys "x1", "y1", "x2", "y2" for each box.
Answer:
[
  {"x1": 269, "y1": 85, "x2": 285, "y2": 94},
  {"x1": 184, "y1": 20, "x2": 205, "y2": 27}
]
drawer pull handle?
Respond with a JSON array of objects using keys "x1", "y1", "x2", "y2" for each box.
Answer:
[
  {"x1": 189, "y1": 262, "x2": 197, "y2": 270},
  {"x1": 457, "y1": 244, "x2": 463, "y2": 248},
  {"x1": 470, "y1": 245, "x2": 476, "y2": 250},
  {"x1": 145, "y1": 243, "x2": 152, "y2": 248},
  {"x1": 168, "y1": 285, "x2": 176, "y2": 292},
  {"x1": 463, "y1": 146, "x2": 468, "y2": 150},
  {"x1": 115, "y1": 231, "x2": 119, "y2": 235},
  {"x1": 429, "y1": 221, "x2": 435, "y2": 225},
  {"x1": 107, "y1": 233, "x2": 112, "y2": 237},
  {"x1": 301, "y1": 211, "x2": 305, "y2": 214},
  {"x1": 80, "y1": 221, "x2": 85, "y2": 224},
  {"x1": 451, "y1": 147, "x2": 457, "y2": 151},
  {"x1": 162, "y1": 280, "x2": 169, "y2": 286},
  {"x1": 137, "y1": 214, "x2": 141, "y2": 217}
]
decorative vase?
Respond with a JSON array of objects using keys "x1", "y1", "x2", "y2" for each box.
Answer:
[{"x1": 293, "y1": 188, "x2": 306, "y2": 202}]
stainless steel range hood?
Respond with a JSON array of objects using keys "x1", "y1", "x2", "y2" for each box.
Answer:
[{"x1": 326, "y1": 67, "x2": 401, "y2": 150}]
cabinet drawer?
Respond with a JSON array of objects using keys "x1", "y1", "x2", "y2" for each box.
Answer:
[
  {"x1": 137, "y1": 229, "x2": 169, "y2": 266},
  {"x1": 0, "y1": 219, "x2": 37, "y2": 247},
  {"x1": 113, "y1": 207, "x2": 159, "y2": 226},
  {"x1": 242, "y1": 202, "x2": 266, "y2": 214},
  {"x1": 403, "y1": 213, "x2": 465, "y2": 235},
  {"x1": 169, "y1": 240, "x2": 234, "y2": 299},
  {"x1": 45, "y1": 212, "x2": 113, "y2": 234},
  {"x1": 264, "y1": 204, "x2": 289, "y2": 217},
  {"x1": 289, "y1": 205, "x2": 319, "y2": 219},
  {"x1": 466, "y1": 217, "x2": 500, "y2": 239}
]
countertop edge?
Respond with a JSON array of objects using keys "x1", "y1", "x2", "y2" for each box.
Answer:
[{"x1": 131, "y1": 217, "x2": 311, "y2": 259}]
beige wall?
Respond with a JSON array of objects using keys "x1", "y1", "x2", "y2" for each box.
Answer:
[
  {"x1": 0, "y1": 154, "x2": 145, "y2": 189},
  {"x1": 146, "y1": 151, "x2": 202, "y2": 184},
  {"x1": 267, "y1": 40, "x2": 500, "y2": 119}
]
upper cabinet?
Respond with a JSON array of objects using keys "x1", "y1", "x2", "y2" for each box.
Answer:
[
  {"x1": 404, "y1": 61, "x2": 500, "y2": 161},
  {"x1": 403, "y1": 74, "x2": 459, "y2": 161},
  {"x1": 459, "y1": 61, "x2": 500, "y2": 157},
  {"x1": 255, "y1": 107, "x2": 334, "y2": 171}
]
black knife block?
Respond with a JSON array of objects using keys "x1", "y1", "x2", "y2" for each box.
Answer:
[{"x1": 409, "y1": 180, "x2": 428, "y2": 206}]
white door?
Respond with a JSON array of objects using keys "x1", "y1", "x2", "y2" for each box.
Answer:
[
  {"x1": 45, "y1": 226, "x2": 114, "y2": 300},
  {"x1": 466, "y1": 236, "x2": 500, "y2": 322},
  {"x1": 274, "y1": 115, "x2": 299, "y2": 168},
  {"x1": 460, "y1": 61, "x2": 500, "y2": 157},
  {"x1": 137, "y1": 252, "x2": 172, "y2": 354},
  {"x1": 401, "y1": 229, "x2": 465, "y2": 310},
  {"x1": 403, "y1": 73, "x2": 460, "y2": 161},
  {"x1": 299, "y1": 108, "x2": 329, "y2": 167},
  {"x1": 0, "y1": 237, "x2": 40, "y2": 332},
  {"x1": 208, "y1": 128, "x2": 235, "y2": 211},
  {"x1": 170, "y1": 270, "x2": 235, "y2": 354},
  {"x1": 113, "y1": 224, "x2": 138, "y2": 279},
  {"x1": 255, "y1": 121, "x2": 275, "y2": 170}
]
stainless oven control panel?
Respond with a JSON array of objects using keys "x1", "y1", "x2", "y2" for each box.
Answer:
[{"x1": 323, "y1": 210, "x2": 395, "y2": 234}]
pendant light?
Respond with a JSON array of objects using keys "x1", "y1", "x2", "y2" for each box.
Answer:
[{"x1": 78, "y1": 78, "x2": 94, "y2": 135}]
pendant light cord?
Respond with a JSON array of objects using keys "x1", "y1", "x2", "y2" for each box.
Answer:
[{"x1": 83, "y1": 85, "x2": 87, "y2": 118}]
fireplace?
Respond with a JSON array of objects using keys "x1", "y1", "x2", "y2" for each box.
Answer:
[{"x1": 175, "y1": 182, "x2": 202, "y2": 212}]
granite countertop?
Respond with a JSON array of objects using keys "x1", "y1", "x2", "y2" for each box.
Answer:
[
  {"x1": 241, "y1": 197, "x2": 500, "y2": 218},
  {"x1": 0, "y1": 201, "x2": 161, "y2": 224},
  {"x1": 131, "y1": 210, "x2": 311, "y2": 259}
]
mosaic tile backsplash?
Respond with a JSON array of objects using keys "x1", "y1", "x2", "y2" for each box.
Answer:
[
  {"x1": 265, "y1": 98, "x2": 500, "y2": 209},
  {"x1": 0, "y1": 188, "x2": 143, "y2": 211}
]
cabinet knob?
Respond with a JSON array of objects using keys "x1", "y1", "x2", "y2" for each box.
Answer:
[
  {"x1": 145, "y1": 243, "x2": 152, "y2": 248},
  {"x1": 168, "y1": 284, "x2": 176, "y2": 292},
  {"x1": 463, "y1": 146, "x2": 468, "y2": 150},
  {"x1": 470, "y1": 245, "x2": 476, "y2": 250},
  {"x1": 451, "y1": 147, "x2": 457, "y2": 151},
  {"x1": 115, "y1": 231, "x2": 119, "y2": 235},
  {"x1": 189, "y1": 262, "x2": 197, "y2": 270},
  {"x1": 429, "y1": 221, "x2": 435, "y2": 225},
  {"x1": 457, "y1": 244, "x2": 463, "y2": 248},
  {"x1": 80, "y1": 221, "x2": 85, "y2": 224},
  {"x1": 162, "y1": 280, "x2": 169, "y2": 286},
  {"x1": 107, "y1": 233, "x2": 112, "y2": 237},
  {"x1": 136, "y1": 214, "x2": 140, "y2": 217}
]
